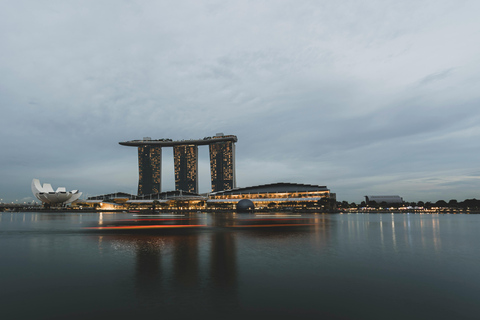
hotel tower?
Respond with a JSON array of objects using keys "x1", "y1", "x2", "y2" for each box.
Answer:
[{"x1": 120, "y1": 134, "x2": 237, "y2": 195}]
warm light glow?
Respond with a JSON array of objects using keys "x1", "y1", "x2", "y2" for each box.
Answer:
[{"x1": 86, "y1": 224, "x2": 207, "y2": 230}]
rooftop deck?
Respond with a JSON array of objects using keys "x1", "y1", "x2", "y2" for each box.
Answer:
[{"x1": 119, "y1": 135, "x2": 237, "y2": 147}]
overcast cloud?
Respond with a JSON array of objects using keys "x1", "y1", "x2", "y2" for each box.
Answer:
[{"x1": 1, "y1": 0, "x2": 480, "y2": 203}]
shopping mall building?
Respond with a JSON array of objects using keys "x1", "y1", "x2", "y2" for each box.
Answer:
[{"x1": 80, "y1": 182, "x2": 335, "y2": 212}]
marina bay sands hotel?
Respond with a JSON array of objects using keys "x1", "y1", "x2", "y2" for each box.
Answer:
[{"x1": 119, "y1": 133, "x2": 237, "y2": 195}]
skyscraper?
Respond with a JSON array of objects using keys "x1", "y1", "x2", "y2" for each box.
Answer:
[
  {"x1": 138, "y1": 145, "x2": 161, "y2": 195},
  {"x1": 120, "y1": 135, "x2": 237, "y2": 195},
  {"x1": 209, "y1": 140, "x2": 236, "y2": 193},
  {"x1": 173, "y1": 145, "x2": 198, "y2": 193}
]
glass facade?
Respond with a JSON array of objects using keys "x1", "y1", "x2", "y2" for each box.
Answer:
[
  {"x1": 137, "y1": 146, "x2": 161, "y2": 195},
  {"x1": 173, "y1": 145, "x2": 199, "y2": 193},
  {"x1": 209, "y1": 141, "x2": 236, "y2": 193}
]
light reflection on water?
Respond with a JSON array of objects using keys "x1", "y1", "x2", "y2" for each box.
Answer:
[{"x1": 1, "y1": 212, "x2": 480, "y2": 319}]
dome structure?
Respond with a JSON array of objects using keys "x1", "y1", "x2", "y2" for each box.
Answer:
[
  {"x1": 31, "y1": 179, "x2": 82, "y2": 205},
  {"x1": 236, "y1": 199, "x2": 255, "y2": 212}
]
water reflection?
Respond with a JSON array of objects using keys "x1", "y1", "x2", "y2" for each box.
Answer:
[
  {"x1": 95, "y1": 231, "x2": 239, "y2": 313},
  {"x1": 173, "y1": 234, "x2": 200, "y2": 288},
  {"x1": 210, "y1": 232, "x2": 237, "y2": 290},
  {"x1": 2, "y1": 212, "x2": 480, "y2": 319},
  {"x1": 134, "y1": 236, "x2": 163, "y2": 296},
  {"x1": 337, "y1": 213, "x2": 445, "y2": 255},
  {"x1": 88, "y1": 213, "x2": 322, "y2": 314}
]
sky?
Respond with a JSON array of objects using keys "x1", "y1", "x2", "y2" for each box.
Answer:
[{"x1": 1, "y1": 0, "x2": 480, "y2": 204}]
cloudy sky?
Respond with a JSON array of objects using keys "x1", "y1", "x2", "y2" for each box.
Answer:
[{"x1": 1, "y1": 0, "x2": 480, "y2": 204}]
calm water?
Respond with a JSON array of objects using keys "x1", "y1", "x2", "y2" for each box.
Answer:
[{"x1": 1, "y1": 212, "x2": 479, "y2": 319}]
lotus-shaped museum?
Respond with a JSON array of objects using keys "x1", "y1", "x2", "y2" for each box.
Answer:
[{"x1": 31, "y1": 179, "x2": 82, "y2": 205}]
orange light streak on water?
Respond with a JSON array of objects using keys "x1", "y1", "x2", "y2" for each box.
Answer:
[{"x1": 85, "y1": 224, "x2": 207, "y2": 230}]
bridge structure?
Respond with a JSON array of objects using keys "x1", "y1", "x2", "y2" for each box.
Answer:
[{"x1": 119, "y1": 134, "x2": 237, "y2": 195}]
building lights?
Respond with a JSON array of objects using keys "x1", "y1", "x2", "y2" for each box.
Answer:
[
  {"x1": 174, "y1": 145, "x2": 199, "y2": 193},
  {"x1": 137, "y1": 146, "x2": 161, "y2": 195},
  {"x1": 122, "y1": 135, "x2": 237, "y2": 196}
]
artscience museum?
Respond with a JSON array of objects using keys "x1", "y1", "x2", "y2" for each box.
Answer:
[{"x1": 31, "y1": 179, "x2": 82, "y2": 205}]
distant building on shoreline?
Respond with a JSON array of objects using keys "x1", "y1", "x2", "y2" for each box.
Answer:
[
  {"x1": 120, "y1": 133, "x2": 237, "y2": 195},
  {"x1": 207, "y1": 182, "x2": 335, "y2": 210},
  {"x1": 31, "y1": 179, "x2": 82, "y2": 206},
  {"x1": 82, "y1": 182, "x2": 336, "y2": 212},
  {"x1": 86, "y1": 133, "x2": 337, "y2": 212}
]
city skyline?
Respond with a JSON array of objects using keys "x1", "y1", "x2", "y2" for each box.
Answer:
[{"x1": 1, "y1": 1, "x2": 480, "y2": 203}]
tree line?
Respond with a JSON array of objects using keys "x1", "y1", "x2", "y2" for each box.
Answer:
[{"x1": 337, "y1": 198, "x2": 480, "y2": 210}]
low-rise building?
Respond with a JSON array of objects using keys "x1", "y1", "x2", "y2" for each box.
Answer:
[
  {"x1": 208, "y1": 182, "x2": 335, "y2": 211},
  {"x1": 83, "y1": 182, "x2": 335, "y2": 212}
]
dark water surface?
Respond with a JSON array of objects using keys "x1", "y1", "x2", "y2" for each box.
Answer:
[{"x1": 1, "y1": 212, "x2": 479, "y2": 319}]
